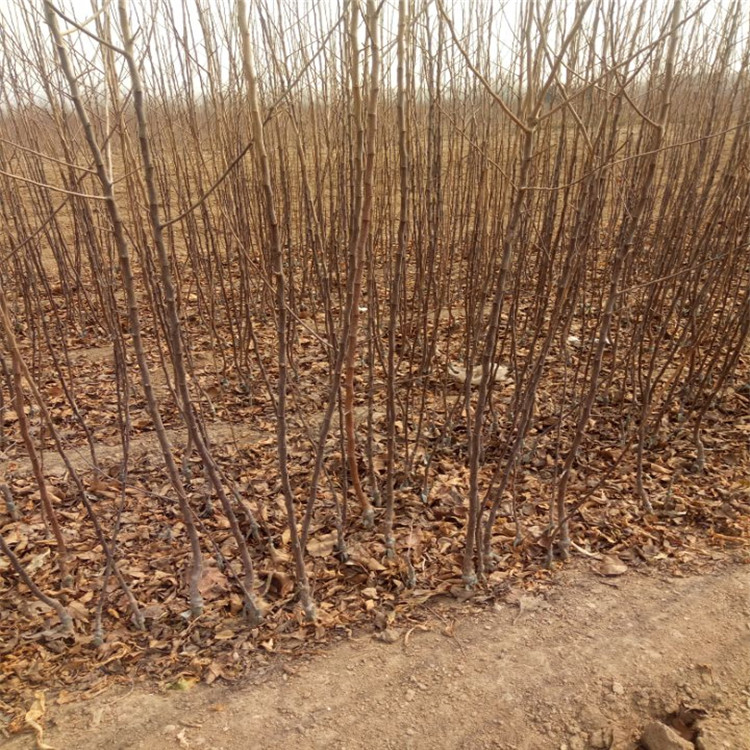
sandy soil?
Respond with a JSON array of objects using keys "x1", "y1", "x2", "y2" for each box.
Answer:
[{"x1": 5, "y1": 559, "x2": 749, "y2": 750}]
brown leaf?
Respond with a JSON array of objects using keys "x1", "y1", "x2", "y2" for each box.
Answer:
[
  {"x1": 197, "y1": 567, "x2": 229, "y2": 600},
  {"x1": 270, "y1": 571, "x2": 294, "y2": 598},
  {"x1": 599, "y1": 556, "x2": 628, "y2": 577},
  {"x1": 307, "y1": 533, "x2": 336, "y2": 558},
  {"x1": 374, "y1": 628, "x2": 401, "y2": 644},
  {"x1": 24, "y1": 691, "x2": 56, "y2": 750}
]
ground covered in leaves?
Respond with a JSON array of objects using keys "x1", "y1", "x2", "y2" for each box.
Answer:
[
  {"x1": 1, "y1": 290, "x2": 749, "y2": 741},
  {"x1": 4, "y1": 557, "x2": 749, "y2": 750}
]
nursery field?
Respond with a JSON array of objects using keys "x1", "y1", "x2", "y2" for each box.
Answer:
[{"x1": 0, "y1": 0, "x2": 748, "y2": 746}]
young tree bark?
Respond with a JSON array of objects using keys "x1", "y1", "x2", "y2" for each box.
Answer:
[
  {"x1": 43, "y1": 0, "x2": 204, "y2": 616},
  {"x1": 237, "y1": 0, "x2": 316, "y2": 620},
  {"x1": 117, "y1": 0, "x2": 263, "y2": 623},
  {"x1": 343, "y1": 0, "x2": 380, "y2": 527},
  {"x1": 384, "y1": 0, "x2": 410, "y2": 556},
  {"x1": 551, "y1": 0, "x2": 683, "y2": 558}
]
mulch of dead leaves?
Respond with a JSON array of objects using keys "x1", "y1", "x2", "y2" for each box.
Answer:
[{"x1": 1, "y1": 317, "x2": 749, "y2": 743}]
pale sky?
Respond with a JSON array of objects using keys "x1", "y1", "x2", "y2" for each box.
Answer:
[{"x1": 0, "y1": 0, "x2": 745, "y2": 112}]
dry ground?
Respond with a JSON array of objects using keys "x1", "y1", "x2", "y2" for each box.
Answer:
[{"x1": 4, "y1": 558, "x2": 749, "y2": 750}]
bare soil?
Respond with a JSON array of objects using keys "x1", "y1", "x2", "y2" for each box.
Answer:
[{"x1": 5, "y1": 559, "x2": 748, "y2": 750}]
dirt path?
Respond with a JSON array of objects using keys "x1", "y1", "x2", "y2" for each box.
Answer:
[
  {"x1": 0, "y1": 335, "x2": 370, "y2": 477},
  {"x1": 5, "y1": 561, "x2": 749, "y2": 750},
  {"x1": 1, "y1": 405, "x2": 373, "y2": 478},
  {"x1": 0, "y1": 421, "x2": 263, "y2": 478}
]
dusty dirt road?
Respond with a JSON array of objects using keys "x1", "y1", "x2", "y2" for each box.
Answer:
[{"x1": 5, "y1": 560, "x2": 749, "y2": 750}]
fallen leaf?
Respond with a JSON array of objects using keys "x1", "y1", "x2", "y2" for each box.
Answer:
[
  {"x1": 599, "y1": 556, "x2": 628, "y2": 576},
  {"x1": 24, "y1": 691, "x2": 56, "y2": 750},
  {"x1": 168, "y1": 677, "x2": 199, "y2": 691},
  {"x1": 270, "y1": 571, "x2": 295, "y2": 598},
  {"x1": 374, "y1": 628, "x2": 401, "y2": 644},
  {"x1": 307, "y1": 533, "x2": 336, "y2": 558}
]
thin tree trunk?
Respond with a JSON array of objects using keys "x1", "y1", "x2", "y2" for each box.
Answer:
[
  {"x1": 44, "y1": 1, "x2": 204, "y2": 616},
  {"x1": 343, "y1": 0, "x2": 380, "y2": 527},
  {"x1": 237, "y1": 0, "x2": 316, "y2": 620},
  {"x1": 384, "y1": 0, "x2": 410, "y2": 556}
]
